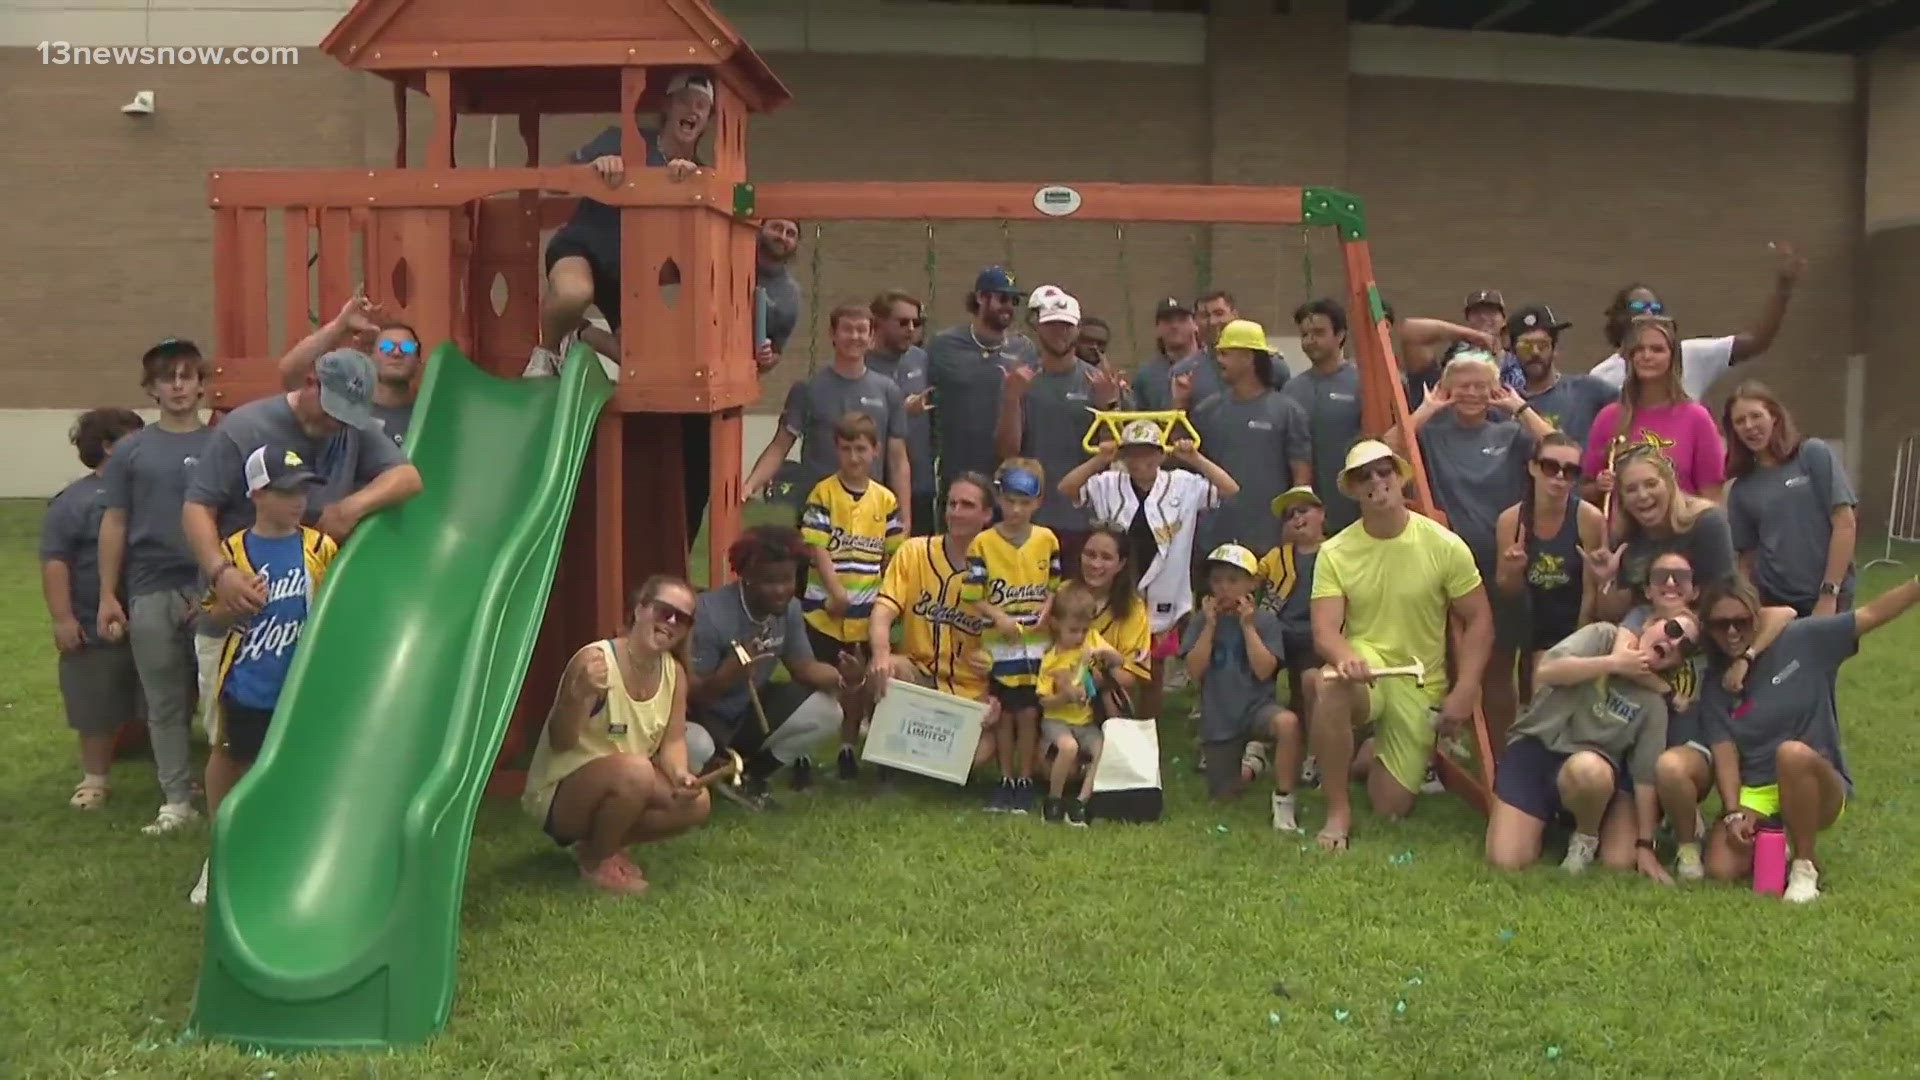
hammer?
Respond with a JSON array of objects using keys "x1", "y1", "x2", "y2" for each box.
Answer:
[
  {"x1": 733, "y1": 642, "x2": 772, "y2": 735},
  {"x1": 694, "y1": 749, "x2": 746, "y2": 790},
  {"x1": 1320, "y1": 659, "x2": 1427, "y2": 687}
]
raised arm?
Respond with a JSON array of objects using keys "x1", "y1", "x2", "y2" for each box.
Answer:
[
  {"x1": 1060, "y1": 443, "x2": 1117, "y2": 505},
  {"x1": 1576, "y1": 501, "x2": 1606, "y2": 625},
  {"x1": 1170, "y1": 440, "x2": 1238, "y2": 500},
  {"x1": 545, "y1": 645, "x2": 609, "y2": 753},
  {"x1": 1853, "y1": 575, "x2": 1920, "y2": 638},
  {"x1": 1728, "y1": 243, "x2": 1804, "y2": 365},
  {"x1": 1183, "y1": 599, "x2": 1218, "y2": 685},
  {"x1": 1493, "y1": 505, "x2": 1526, "y2": 596},
  {"x1": 278, "y1": 291, "x2": 380, "y2": 389},
  {"x1": 1385, "y1": 390, "x2": 1448, "y2": 457}
]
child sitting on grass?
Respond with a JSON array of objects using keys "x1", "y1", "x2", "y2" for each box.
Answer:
[
  {"x1": 1037, "y1": 582, "x2": 1126, "y2": 825},
  {"x1": 1182, "y1": 543, "x2": 1302, "y2": 831},
  {"x1": 189, "y1": 444, "x2": 337, "y2": 907},
  {"x1": 963, "y1": 458, "x2": 1062, "y2": 815},
  {"x1": 799, "y1": 412, "x2": 904, "y2": 782},
  {"x1": 41, "y1": 408, "x2": 147, "y2": 811}
]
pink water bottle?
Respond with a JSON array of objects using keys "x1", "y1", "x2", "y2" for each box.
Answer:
[{"x1": 1752, "y1": 824, "x2": 1788, "y2": 896}]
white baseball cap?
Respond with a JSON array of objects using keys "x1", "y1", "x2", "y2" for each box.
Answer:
[
  {"x1": 1028, "y1": 284, "x2": 1067, "y2": 312},
  {"x1": 1035, "y1": 292, "x2": 1082, "y2": 327}
]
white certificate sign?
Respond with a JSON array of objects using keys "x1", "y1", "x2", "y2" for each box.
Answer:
[{"x1": 861, "y1": 679, "x2": 988, "y2": 785}]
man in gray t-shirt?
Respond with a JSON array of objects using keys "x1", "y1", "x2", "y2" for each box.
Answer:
[
  {"x1": 1727, "y1": 437, "x2": 1857, "y2": 613},
  {"x1": 1191, "y1": 386, "x2": 1312, "y2": 556},
  {"x1": 368, "y1": 324, "x2": 422, "y2": 449},
  {"x1": 926, "y1": 267, "x2": 1040, "y2": 492},
  {"x1": 1509, "y1": 304, "x2": 1617, "y2": 450},
  {"x1": 1280, "y1": 360, "x2": 1363, "y2": 532},
  {"x1": 865, "y1": 292, "x2": 936, "y2": 531},
  {"x1": 997, "y1": 289, "x2": 1120, "y2": 548}
]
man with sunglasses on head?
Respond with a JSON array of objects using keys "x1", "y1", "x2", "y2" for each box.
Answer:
[
  {"x1": 1588, "y1": 243, "x2": 1806, "y2": 399},
  {"x1": 369, "y1": 324, "x2": 421, "y2": 448},
  {"x1": 866, "y1": 290, "x2": 936, "y2": 536},
  {"x1": 1508, "y1": 305, "x2": 1616, "y2": 450},
  {"x1": 925, "y1": 267, "x2": 1039, "y2": 514}
]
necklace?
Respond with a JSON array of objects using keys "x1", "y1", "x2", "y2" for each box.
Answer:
[
  {"x1": 616, "y1": 637, "x2": 662, "y2": 696},
  {"x1": 968, "y1": 324, "x2": 1000, "y2": 357}
]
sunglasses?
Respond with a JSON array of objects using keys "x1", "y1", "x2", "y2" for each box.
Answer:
[
  {"x1": 1534, "y1": 459, "x2": 1582, "y2": 480},
  {"x1": 646, "y1": 599, "x2": 695, "y2": 629},
  {"x1": 1625, "y1": 298, "x2": 1665, "y2": 315},
  {"x1": 1648, "y1": 567, "x2": 1693, "y2": 587},
  {"x1": 1707, "y1": 615, "x2": 1754, "y2": 633},
  {"x1": 896, "y1": 316, "x2": 925, "y2": 328},
  {"x1": 378, "y1": 339, "x2": 419, "y2": 356}
]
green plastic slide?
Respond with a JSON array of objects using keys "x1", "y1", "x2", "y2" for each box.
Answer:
[{"x1": 189, "y1": 342, "x2": 610, "y2": 1051}]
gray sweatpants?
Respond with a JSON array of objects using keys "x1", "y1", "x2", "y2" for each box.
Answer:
[
  {"x1": 128, "y1": 588, "x2": 201, "y2": 804},
  {"x1": 685, "y1": 689, "x2": 840, "y2": 768}
]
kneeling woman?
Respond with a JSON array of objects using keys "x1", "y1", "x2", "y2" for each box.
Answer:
[
  {"x1": 1485, "y1": 614, "x2": 1699, "y2": 882},
  {"x1": 1699, "y1": 574, "x2": 1920, "y2": 903},
  {"x1": 523, "y1": 575, "x2": 709, "y2": 895}
]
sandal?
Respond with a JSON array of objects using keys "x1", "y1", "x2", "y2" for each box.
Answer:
[{"x1": 69, "y1": 779, "x2": 109, "y2": 810}]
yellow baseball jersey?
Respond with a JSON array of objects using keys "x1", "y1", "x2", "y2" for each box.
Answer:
[
  {"x1": 961, "y1": 524, "x2": 1061, "y2": 688},
  {"x1": 1090, "y1": 596, "x2": 1151, "y2": 681},
  {"x1": 800, "y1": 476, "x2": 903, "y2": 643},
  {"x1": 876, "y1": 536, "x2": 992, "y2": 696},
  {"x1": 1039, "y1": 627, "x2": 1114, "y2": 727}
]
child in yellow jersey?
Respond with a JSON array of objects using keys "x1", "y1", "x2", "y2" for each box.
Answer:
[
  {"x1": 963, "y1": 458, "x2": 1062, "y2": 815},
  {"x1": 1257, "y1": 486, "x2": 1327, "y2": 788},
  {"x1": 1038, "y1": 582, "x2": 1125, "y2": 825},
  {"x1": 799, "y1": 412, "x2": 903, "y2": 781}
]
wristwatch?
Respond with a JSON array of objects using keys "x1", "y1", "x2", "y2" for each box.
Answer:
[{"x1": 1819, "y1": 582, "x2": 1842, "y2": 597}]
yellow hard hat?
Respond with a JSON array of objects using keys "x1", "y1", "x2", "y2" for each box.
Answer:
[{"x1": 1214, "y1": 319, "x2": 1270, "y2": 354}]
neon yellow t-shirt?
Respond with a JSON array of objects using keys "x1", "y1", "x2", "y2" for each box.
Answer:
[
  {"x1": 1311, "y1": 512, "x2": 1481, "y2": 703},
  {"x1": 1039, "y1": 627, "x2": 1113, "y2": 727},
  {"x1": 800, "y1": 476, "x2": 903, "y2": 643},
  {"x1": 960, "y1": 524, "x2": 1061, "y2": 688}
]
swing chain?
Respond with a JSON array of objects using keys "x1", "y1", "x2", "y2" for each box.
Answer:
[
  {"x1": 1000, "y1": 218, "x2": 1015, "y2": 275},
  {"x1": 924, "y1": 221, "x2": 937, "y2": 320},
  {"x1": 1116, "y1": 224, "x2": 1137, "y2": 364},
  {"x1": 1298, "y1": 224, "x2": 1316, "y2": 300},
  {"x1": 806, "y1": 222, "x2": 823, "y2": 374}
]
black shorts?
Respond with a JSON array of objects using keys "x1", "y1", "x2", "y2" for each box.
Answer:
[
  {"x1": 1493, "y1": 736, "x2": 1631, "y2": 823},
  {"x1": 543, "y1": 229, "x2": 622, "y2": 332},
  {"x1": 990, "y1": 681, "x2": 1040, "y2": 713},
  {"x1": 805, "y1": 623, "x2": 860, "y2": 669},
  {"x1": 220, "y1": 698, "x2": 274, "y2": 763}
]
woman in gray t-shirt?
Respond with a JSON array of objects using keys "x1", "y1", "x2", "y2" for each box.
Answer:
[{"x1": 1722, "y1": 382, "x2": 1859, "y2": 617}]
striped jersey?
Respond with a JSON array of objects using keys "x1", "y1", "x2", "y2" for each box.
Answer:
[
  {"x1": 961, "y1": 524, "x2": 1061, "y2": 687},
  {"x1": 800, "y1": 475, "x2": 903, "y2": 642},
  {"x1": 877, "y1": 535, "x2": 993, "y2": 695}
]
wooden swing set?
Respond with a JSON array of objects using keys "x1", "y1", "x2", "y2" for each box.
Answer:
[{"x1": 203, "y1": 0, "x2": 1490, "y2": 808}]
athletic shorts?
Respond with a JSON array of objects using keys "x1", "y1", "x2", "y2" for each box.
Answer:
[
  {"x1": 1738, "y1": 782, "x2": 1849, "y2": 824},
  {"x1": 1359, "y1": 672, "x2": 1437, "y2": 795},
  {"x1": 1041, "y1": 719, "x2": 1103, "y2": 761},
  {"x1": 57, "y1": 641, "x2": 140, "y2": 736},
  {"x1": 1493, "y1": 736, "x2": 1630, "y2": 823},
  {"x1": 1201, "y1": 703, "x2": 1281, "y2": 798},
  {"x1": 543, "y1": 228, "x2": 622, "y2": 331},
  {"x1": 990, "y1": 680, "x2": 1040, "y2": 713},
  {"x1": 217, "y1": 698, "x2": 275, "y2": 763},
  {"x1": 1149, "y1": 627, "x2": 1182, "y2": 661}
]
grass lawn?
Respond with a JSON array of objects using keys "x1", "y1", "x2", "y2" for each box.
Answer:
[{"x1": 4, "y1": 498, "x2": 1917, "y2": 1078}]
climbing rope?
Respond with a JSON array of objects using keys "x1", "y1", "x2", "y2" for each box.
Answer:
[
  {"x1": 806, "y1": 222, "x2": 823, "y2": 373},
  {"x1": 1115, "y1": 224, "x2": 1137, "y2": 361}
]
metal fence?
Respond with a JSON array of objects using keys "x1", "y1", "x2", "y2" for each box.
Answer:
[{"x1": 1865, "y1": 431, "x2": 1920, "y2": 570}]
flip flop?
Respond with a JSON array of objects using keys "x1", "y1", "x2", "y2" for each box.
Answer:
[{"x1": 68, "y1": 780, "x2": 109, "y2": 810}]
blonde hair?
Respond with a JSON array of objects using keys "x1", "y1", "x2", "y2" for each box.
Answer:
[
  {"x1": 1440, "y1": 354, "x2": 1498, "y2": 388},
  {"x1": 1614, "y1": 316, "x2": 1688, "y2": 446},
  {"x1": 1049, "y1": 581, "x2": 1099, "y2": 626},
  {"x1": 1613, "y1": 444, "x2": 1711, "y2": 544}
]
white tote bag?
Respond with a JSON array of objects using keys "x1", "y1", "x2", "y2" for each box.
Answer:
[{"x1": 1089, "y1": 714, "x2": 1163, "y2": 822}]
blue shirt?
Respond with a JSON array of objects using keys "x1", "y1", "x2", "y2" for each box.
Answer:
[{"x1": 220, "y1": 531, "x2": 315, "y2": 711}]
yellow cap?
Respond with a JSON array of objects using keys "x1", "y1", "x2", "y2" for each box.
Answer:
[
  {"x1": 1269, "y1": 485, "x2": 1323, "y2": 518},
  {"x1": 1204, "y1": 543, "x2": 1260, "y2": 576},
  {"x1": 1214, "y1": 319, "x2": 1270, "y2": 354}
]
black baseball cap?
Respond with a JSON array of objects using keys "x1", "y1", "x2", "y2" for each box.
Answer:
[
  {"x1": 1154, "y1": 296, "x2": 1192, "y2": 319},
  {"x1": 245, "y1": 444, "x2": 322, "y2": 495},
  {"x1": 1464, "y1": 289, "x2": 1506, "y2": 313},
  {"x1": 1508, "y1": 304, "x2": 1572, "y2": 339}
]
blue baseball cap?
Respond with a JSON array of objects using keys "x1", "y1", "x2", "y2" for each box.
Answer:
[
  {"x1": 973, "y1": 266, "x2": 1023, "y2": 299},
  {"x1": 995, "y1": 466, "x2": 1043, "y2": 499}
]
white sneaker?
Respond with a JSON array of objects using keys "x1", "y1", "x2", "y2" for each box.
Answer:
[
  {"x1": 1420, "y1": 764, "x2": 1446, "y2": 795},
  {"x1": 1675, "y1": 842, "x2": 1705, "y2": 882},
  {"x1": 522, "y1": 345, "x2": 562, "y2": 378},
  {"x1": 141, "y1": 802, "x2": 200, "y2": 836},
  {"x1": 1561, "y1": 832, "x2": 1599, "y2": 874},
  {"x1": 188, "y1": 858, "x2": 209, "y2": 907},
  {"x1": 1783, "y1": 858, "x2": 1821, "y2": 904},
  {"x1": 1271, "y1": 793, "x2": 1301, "y2": 834}
]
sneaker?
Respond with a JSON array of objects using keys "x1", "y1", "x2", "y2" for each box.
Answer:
[
  {"x1": 1420, "y1": 765, "x2": 1445, "y2": 795},
  {"x1": 789, "y1": 756, "x2": 814, "y2": 792},
  {"x1": 1065, "y1": 798, "x2": 1090, "y2": 827},
  {"x1": 188, "y1": 859, "x2": 209, "y2": 907},
  {"x1": 141, "y1": 802, "x2": 200, "y2": 836},
  {"x1": 1561, "y1": 832, "x2": 1600, "y2": 874},
  {"x1": 1784, "y1": 858, "x2": 1821, "y2": 904},
  {"x1": 984, "y1": 777, "x2": 1014, "y2": 813},
  {"x1": 837, "y1": 746, "x2": 859, "y2": 782},
  {"x1": 1042, "y1": 796, "x2": 1066, "y2": 823},
  {"x1": 1675, "y1": 842, "x2": 1705, "y2": 882},
  {"x1": 522, "y1": 344, "x2": 562, "y2": 378},
  {"x1": 1010, "y1": 778, "x2": 1037, "y2": 815},
  {"x1": 1300, "y1": 755, "x2": 1321, "y2": 790},
  {"x1": 1271, "y1": 793, "x2": 1301, "y2": 834}
]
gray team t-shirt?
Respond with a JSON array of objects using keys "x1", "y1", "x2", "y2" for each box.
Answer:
[
  {"x1": 185, "y1": 394, "x2": 408, "y2": 538},
  {"x1": 102, "y1": 424, "x2": 213, "y2": 595},
  {"x1": 866, "y1": 346, "x2": 933, "y2": 497},
  {"x1": 1190, "y1": 389, "x2": 1311, "y2": 555},
  {"x1": 1727, "y1": 438, "x2": 1857, "y2": 609},
  {"x1": 759, "y1": 263, "x2": 801, "y2": 354},
  {"x1": 926, "y1": 324, "x2": 1038, "y2": 488},
  {"x1": 1506, "y1": 622, "x2": 1670, "y2": 784},
  {"x1": 1281, "y1": 361, "x2": 1365, "y2": 532},
  {"x1": 1619, "y1": 505, "x2": 1736, "y2": 599},
  {"x1": 1523, "y1": 373, "x2": 1617, "y2": 451},
  {"x1": 370, "y1": 402, "x2": 412, "y2": 449},
  {"x1": 779, "y1": 365, "x2": 908, "y2": 497},
  {"x1": 1170, "y1": 348, "x2": 1225, "y2": 409},
  {"x1": 1179, "y1": 608, "x2": 1287, "y2": 741},
  {"x1": 1132, "y1": 353, "x2": 1181, "y2": 413},
  {"x1": 1700, "y1": 613, "x2": 1855, "y2": 790},
  {"x1": 689, "y1": 581, "x2": 815, "y2": 740},
  {"x1": 40, "y1": 475, "x2": 112, "y2": 644},
  {"x1": 1018, "y1": 361, "x2": 1098, "y2": 533},
  {"x1": 1416, "y1": 410, "x2": 1534, "y2": 567}
]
